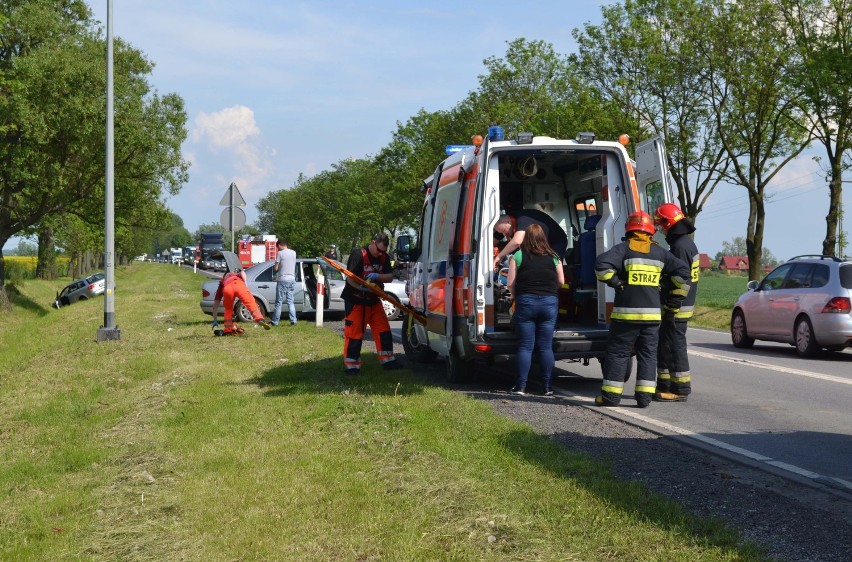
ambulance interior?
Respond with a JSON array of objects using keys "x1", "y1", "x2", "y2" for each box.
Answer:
[{"x1": 491, "y1": 149, "x2": 611, "y2": 331}]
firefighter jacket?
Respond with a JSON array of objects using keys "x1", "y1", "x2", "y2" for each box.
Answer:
[
  {"x1": 663, "y1": 222, "x2": 700, "y2": 320},
  {"x1": 595, "y1": 240, "x2": 690, "y2": 323}
]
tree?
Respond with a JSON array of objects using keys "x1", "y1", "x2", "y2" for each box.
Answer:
[
  {"x1": 0, "y1": 1, "x2": 189, "y2": 306},
  {"x1": 698, "y1": 0, "x2": 812, "y2": 279},
  {"x1": 714, "y1": 236, "x2": 778, "y2": 266},
  {"x1": 572, "y1": 0, "x2": 729, "y2": 223},
  {"x1": 778, "y1": 0, "x2": 852, "y2": 257}
]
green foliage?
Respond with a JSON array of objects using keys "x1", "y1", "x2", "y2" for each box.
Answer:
[{"x1": 0, "y1": 1, "x2": 189, "y2": 286}]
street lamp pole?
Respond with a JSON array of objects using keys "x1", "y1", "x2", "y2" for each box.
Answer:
[{"x1": 98, "y1": 0, "x2": 120, "y2": 341}]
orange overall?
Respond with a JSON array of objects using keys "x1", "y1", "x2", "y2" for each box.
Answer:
[
  {"x1": 215, "y1": 272, "x2": 263, "y2": 333},
  {"x1": 343, "y1": 248, "x2": 395, "y2": 370}
]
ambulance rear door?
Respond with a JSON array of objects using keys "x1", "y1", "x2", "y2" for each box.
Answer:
[{"x1": 634, "y1": 136, "x2": 674, "y2": 214}]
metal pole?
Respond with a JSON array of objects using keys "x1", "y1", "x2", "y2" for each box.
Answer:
[
  {"x1": 98, "y1": 0, "x2": 120, "y2": 341},
  {"x1": 230, "y1": 182, "x2": 235, "y2": 252}
]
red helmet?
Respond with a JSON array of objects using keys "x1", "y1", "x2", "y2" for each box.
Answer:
[
  {"x1": 625, "y1": 211, "x2": 656, "y2": 235},
  {"x1": 654, "y1": 203, "x2": 685, "y2": 231}
]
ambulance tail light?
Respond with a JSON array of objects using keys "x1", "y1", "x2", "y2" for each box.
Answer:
[
  {"x1": 473, "y1": 344, "x2": 492, "y2": 353},
  {"x1": 601, "y1": 185, "x2": 609, "y2": 202}
]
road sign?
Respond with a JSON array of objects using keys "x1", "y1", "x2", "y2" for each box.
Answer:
[
  {"x1": 220, "y1": 206, "x2": 246, "y2": 230},
  {"x1": 219, "y1": 182, "x2": 246, "y2": 206}
]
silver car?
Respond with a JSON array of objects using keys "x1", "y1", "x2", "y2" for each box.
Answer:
[
  {"x1": 54, "y1": 272, "x2": 106, "y2": 308},
  {"x1": 731, "y1": 256, "x2": 852, "y2": 357},
  {"x1": 326, "y1": 260, "x2": 410, "y2": 320},
  {"x1": 200, "y1": 259, "x2": 346, "y2": 322}
]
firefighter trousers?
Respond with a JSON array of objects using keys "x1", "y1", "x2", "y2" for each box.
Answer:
[
  {"x1": 223, "y1": 282, "x2": 263, "y2": 333},
  {"x1": 600, "y1": 321, "x2": 659, "y2": 407},
  {"x1": 657, "y1": 319, "x2": 691, "y2": 396},
  {"x1": 343, "y1": 300, "x2": 394, "y2": 370}
]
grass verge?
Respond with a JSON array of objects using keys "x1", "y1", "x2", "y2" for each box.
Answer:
[{"x1": 0, "y1": 264, "x2": 767, "y2": 561}]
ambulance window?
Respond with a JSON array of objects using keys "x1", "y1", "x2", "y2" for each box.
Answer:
[
  {"x1": 644, "y1": 180, "x2": 665, "y2": 213},
  {"x1": 575, "y1": 196, "x2": 598, "y2": 232}
]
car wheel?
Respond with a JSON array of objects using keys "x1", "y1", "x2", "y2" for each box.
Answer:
[
  {"x1": 382, "y1": 297, "x2": 401, "y2": 321},
  {"x1": 731, "y1": 310, "x2": 755, "y2": 348},
  {"x1": 236, "y1": 298, "x2": 266, "y2": 324},
  {"x1": 794, "y1": 316, "x2": 820, "y2": 358},
  {"x1": 401, "y1": 313, "x2": 437, "y2": 363}
]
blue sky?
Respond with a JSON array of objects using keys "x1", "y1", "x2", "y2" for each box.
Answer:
[{"x1": 6, "y1": 0, "x2": 848, "y2": 260}]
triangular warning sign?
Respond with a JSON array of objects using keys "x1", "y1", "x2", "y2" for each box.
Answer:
[{"x1": 219, "y1": 182, "x2": 247, "y2": 206}]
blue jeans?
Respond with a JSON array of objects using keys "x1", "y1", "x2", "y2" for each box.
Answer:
[
  {"x1": 513, "y1": 293, "x2": 558, "y2": 390},
  {"x1": 272, "y1": 279, "x2": 296, "y2": 324}
]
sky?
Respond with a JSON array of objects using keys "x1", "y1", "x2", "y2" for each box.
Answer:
[{"x1": 5, "y1": 0, "x2": 850, "y2": 260}]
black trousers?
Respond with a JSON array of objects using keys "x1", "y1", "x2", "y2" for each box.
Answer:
[
  {"x1": 600, "y1": 321, "x2": 659, "y2": 406},
  {"x1": 657, "y1": 319, "x2": 691, "y2": 395}
]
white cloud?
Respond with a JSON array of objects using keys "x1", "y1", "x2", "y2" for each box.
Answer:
[{"x1": 190, "y1": 105, "x2": 274, "y2": 195}]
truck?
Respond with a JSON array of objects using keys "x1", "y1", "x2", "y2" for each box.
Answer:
[
  {"x1": 399, "y1": 127, "x2": 675, "y2": 382},
  {"x1": 198, "y1": 232, "x2": 225, "y2": 266},
  {"x1": 237, "y1": 234, "x2": 278, "y2": 268}
]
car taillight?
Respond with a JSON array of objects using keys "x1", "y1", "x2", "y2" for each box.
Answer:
[
  {"x1": 88, "y1": 283, "x2": 97, "y2": 290},
  {"x1": 202, "y1": 289, "x2": 211, "y2": 298},
  {"x1": 822, "y1": 297, "x2": 851, "y2": 313}
]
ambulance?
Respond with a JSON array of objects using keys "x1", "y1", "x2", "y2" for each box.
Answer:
[{"x1": 399, "y1": 127, "x2": 674, "y2": 381}]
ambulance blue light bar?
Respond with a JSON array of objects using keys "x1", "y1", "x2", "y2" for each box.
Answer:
[
  {"x1": 488, "y1": 126, "x2": 505, "y2": 141},
  {"x1": 445, "y1": 145, "x2": 472, "y2": 155}
]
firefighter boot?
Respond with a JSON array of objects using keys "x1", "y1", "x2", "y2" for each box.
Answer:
[
  {"x1": 594, "y1": 395, "x2": 619, "y2": 407},
  {"x1": 654, "y1": 392, "x2": 688, "y2": 402}
]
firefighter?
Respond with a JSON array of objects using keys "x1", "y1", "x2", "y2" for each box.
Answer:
[
  {"x1": 594, "y1": 211, "x2": 690, "y2": 407},
  {"x1": 653, "y1": 203, "x2": 700, "y2": 402},
  {"x1": 341, "y1": 233, "x2": 403, "y2": 374},
  {"x1": 211, "y1": 269, "x2": 271, "y2": 335}
]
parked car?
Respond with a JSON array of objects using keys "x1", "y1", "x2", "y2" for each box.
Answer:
[
  {"x1": 54, "y1": 272, "x2": 106, "y2": 308},
  {"x1": 326, "y1": 260, "x2": 409, "y2": 320},
  {"x1": 200, "y1": 258, "x2": 345, "y2": 322},
  {"x1": 730, "y1": 255, "x2": 852, "y2": 357}
]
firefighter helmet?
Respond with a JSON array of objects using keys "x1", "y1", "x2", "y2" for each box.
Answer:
[
  {"x1": 625, "y1": 211, "x2": 656, "y2": 235},
  {"x1": 654, "y1": 203, "x2": 685, "y2": 231}
]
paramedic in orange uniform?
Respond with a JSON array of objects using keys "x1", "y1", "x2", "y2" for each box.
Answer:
[
  {"x1": 211, "y1": 268, "x2": 271, "y2": 334},
  {"x1": 341, "y1": 233, "x2": 403, "y2": 374}
]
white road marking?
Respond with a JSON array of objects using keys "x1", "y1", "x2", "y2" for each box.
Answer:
[{"x1": 688, "y1": 349, "x2": 852, "y2": 385}]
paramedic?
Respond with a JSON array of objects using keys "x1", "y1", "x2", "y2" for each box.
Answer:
[
  {"x1": 654, "y1": 203, "x2": 700, "y2": 402},
  {"x1": 341, "y1": 233, "x2": 403, "y2": 374},
  {"x1": 594, "y1": 211, "x2": 690, "y2": 408},
  {"x1": 493, "y1": 209, "x2": 569, "y2": 269},
  {"x1": 211, "y1": 269, "x2": 271, "y2": 335}
]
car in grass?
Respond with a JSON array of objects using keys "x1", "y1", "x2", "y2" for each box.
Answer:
[
  {"x1": 325, "y1": 260, "x2": 410, "y2": 320},
  {"x1": 199, "y1": 258, "x2": 345, "y2": 322},
  {"x1": 54, "y1": 272, "x2": 106, "y2": 308},
  {"x1": 730, "y1": 255, "x2": 852, "y2": 357}
]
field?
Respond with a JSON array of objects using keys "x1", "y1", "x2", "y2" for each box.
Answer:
[
  {"x1": 696, "y1": 272, "x2": 750, "y2": 309},
  {"x1": 3, "y1": 255, "x2": 71, "y2": 281},
  {"x1": 0, "y1": 263, "x2": 769, "y2": 561}
]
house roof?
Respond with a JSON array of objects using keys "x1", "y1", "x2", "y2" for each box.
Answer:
[
  {"x1": 720, "y1": 256, "x2": 749, "y2": 270},
  {"x1": 698, "y1": 253, "x2": 712, "y2": 269}
]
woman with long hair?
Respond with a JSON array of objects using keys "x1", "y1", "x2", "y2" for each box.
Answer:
[{"x1": 506, "y1": 223, "x2": 565, "y2": 395}]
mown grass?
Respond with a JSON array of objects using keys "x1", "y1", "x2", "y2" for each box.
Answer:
[{"x1": 0, "y1": 264, "x2": 769, "y2": 561}]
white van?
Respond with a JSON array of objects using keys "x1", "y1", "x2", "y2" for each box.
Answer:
[{"x1": 398, "y1": 129, "x2": 674, "y2": 381}]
